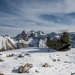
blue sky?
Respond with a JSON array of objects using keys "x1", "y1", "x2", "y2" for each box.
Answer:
[{"x1": 0, "y1": 0, "x2": 75, "y2": 35}]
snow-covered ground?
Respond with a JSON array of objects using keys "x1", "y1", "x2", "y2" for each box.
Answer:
[{"x1": 0, "y1": 48, "x2": 75, "y2": 75}]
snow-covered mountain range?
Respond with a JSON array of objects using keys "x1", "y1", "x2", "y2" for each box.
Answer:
[
  {"x1": 0, "y1": 30, "x2": 75, "y2": 51},
  {"x1": 0, "y1": 31, "x2": 75, "y2": 75}
]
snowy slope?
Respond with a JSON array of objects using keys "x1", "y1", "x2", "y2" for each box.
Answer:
[
  {"x1": 0, "y1": 36, "x2": 3, "y2": 50},
  {"x1": 0, "y1": 48, "x2": 75, "y2": 75},
  {"x1": 0, "y1": 36, "x2": 16, "y2": 51}
]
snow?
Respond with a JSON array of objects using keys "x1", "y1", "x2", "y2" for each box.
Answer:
[
  {"x1": 39, "y1": 39, "x2": 46, "y2": 48},
  {"x1": 0, "y1": 36, "x2": 16, "y2": 51},
  {"x1": 7, "y1": 37, "x2": 16, "y2": 45},
  {"x1": 0, "y1": 48, "x2": 75, "y2": 75},
  {"x1": 0, "y1": 36, "x2": 6, "y2": 50},
  {"x1": 0, "y1": 36, "x2": 3, "y2": 49},
  {"x1": 0, "y1": 31, "x2": 75, "y2": 75}
]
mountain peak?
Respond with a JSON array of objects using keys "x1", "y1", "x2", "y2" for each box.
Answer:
[
  {"x1": 21, "y1": 30, "x2": 26, "y2": 36},
  {"x1": 15, "y1": 30, "x2": 27, "y2": 40}
]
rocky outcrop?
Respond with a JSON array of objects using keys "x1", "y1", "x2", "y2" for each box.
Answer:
[
  {"x1": 0, "y1": 59, "x2": 4, "y2": 62},
  {"x1": 6, "y1": 53, "x2": 14, "y2": 57},
  {"x1": 5, "y1": 38, "x2": 17, "y2": 50},
  {"x1": 42, "y1": 63, "x2": 50, "y2": 67},
  {"x1": 46, "y1": 32, "x2": 71, "y2": 51},
  {"x1": 18, "y1": 63, "x2": 33, "y2": 73},
  {"x1": 17, "y1": 39, "x2": 28, "y2": 48},
  {"x1": 71, "y1": 73, "x2": 75, "y2": 75},
  {"x1": 0, "y1": 73, "x2": 4, "y2": 75},
  {"x1": 0, "y1": 36, "x2": 17, "y2": 51}
]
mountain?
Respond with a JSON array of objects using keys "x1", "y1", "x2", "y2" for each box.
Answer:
[
  {"x1": 69, "y1": 32, "x2": 75, "y2": 48},
  {"x1": 46, "y1": 32, "x2": 59, "y2": 40},
  {"x1": 0, "y1": 35, "x2": 17, "y2": 51},
  {"x1": 1, "y1": 30, "x2": 75, "y2": 51},
  {"x1": 26, "y1": 30, "x2": 46, "y2": 47},
  {"x1": 27, "y1": 30, "x2": 45, "y2": 38},
  {"x1": 15, "y1": 30, "x2": 27, "y2": 40},
  {"x1": 0, "y1": 30, "x2": 47, "y2": 51},
  {"x1": 27, "y1": 30, "x2": 35, "y2": 38},
  {"x1": 35, "y1": 31, "x2": 45, "y2": 38}
]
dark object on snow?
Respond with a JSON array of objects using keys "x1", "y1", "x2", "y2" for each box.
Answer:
[
  {"x1": 46, "y1": 32, "x2": 71, "y2": 51},
  {"x1": 42, "y1": 63, "x2": 50, "y2": 67},
  {"x1": 0, "y1": 73, "x2": 4, "y2": 75},
  {"x1": 71, "y1": 72, "x2": 75, "y2": 75},
  {"x1": 0, "y1": 59, "x2": 4, "y2": 62},
  {"x1": 18, "y1": 63, "x2": 33, "y2": 73}
]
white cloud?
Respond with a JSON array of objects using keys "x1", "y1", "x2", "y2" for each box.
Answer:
[{"x1": 0, "y1": 0, "x2": 75, "y2": 35}]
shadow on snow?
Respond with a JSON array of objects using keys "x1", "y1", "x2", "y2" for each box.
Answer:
[{"x1": 27, "y1": 48, "x2": 58, "y2": 53}]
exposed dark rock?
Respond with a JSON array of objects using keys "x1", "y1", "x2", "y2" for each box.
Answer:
[
  {"x1": 6, "y1": 53, "x2": 14, "y2": 57},
  {"x1": 18, "y1": 63, "x2": 33, "y2": 73},
  {"x1": 71, "y1": 72, "x2": 75, "y2": 75},
  {"x1": 0, "y1": 54, "x2": 2, "y2": 55},
  {"x1": 35, "y1": 70, "x2": 39, "y2": 73},
  {"x1": 46, "y1": 32, "x2": 71, "y2": 51},
  {"x1": 53, "y1": 59, "x2": 56, "y2": 62},
  {"x1": 0, "y1": 59, "x2": 4, "y2": 62},
  {"x1": 18, "y1": 54, "x2": 24, "y2": 58},
  {"x1": 42, "y1": 63, "x2": 50, "y2": 67},
  {"x1": 57, "y1": 59, "x2": 60, "y2": 61},
  {"x1": 0, "y1": 73, "x2": 4, "y2": 75},
  {"x1": 24, "y1": 53, "x2": 30, "y2": 57},
  {"x1": 17, "y1": 42, "x2": 28, "y2": 49},
  {"x1": 64, "y1": 61, "x2": 68, "y2": 63},
  {"x1": 27, "y1": 30, "x2": 35, "y2": 38},
  {"x1": 15, "y1": 30, "x2": 27, "y2": 40}
]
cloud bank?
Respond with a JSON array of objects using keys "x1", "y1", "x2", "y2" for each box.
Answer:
[{"x1": 0, "y1": 0, "x2": 75, "y2": 35}]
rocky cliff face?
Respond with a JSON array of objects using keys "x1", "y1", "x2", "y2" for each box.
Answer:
[{"x1": 15, "y1": 30, "x2": 27, "y2": 40}]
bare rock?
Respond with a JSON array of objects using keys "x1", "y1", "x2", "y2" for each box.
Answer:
[
  {"x1": 66, "y1": 54, "x2": 68, "y2": 56},
  {"x1": 64, "y1": 61, "x2": 68, "y2": 63},
  {"x1": 35, "y1": 70, "x2": 39, "y2": 73},
  {"x1": 0, "y1": 59, "x2": 4, "y2": 62},
  {"x1": 24, "y1": 53, "x2": 30, "y2": 57},
  {"x1": 18, "y1": 53, "x2": 30, "y2": 58},
  {"x1": 53, "y1": 59, "x2": 56, "y2": 62},
  {"x1": 6, "y1": 53, "x2": 14, "y2": 57},
  {"x1": 18, "y1": 63, "x2": 33, "y2": 73},
  {"x1": 18, "y1": 54, "x2": 24, "y2": 58},
  {"x1": 42, "y1": 63, "x2": 50, "y2": 67},
  {"x1": 0, "y1": 73, "x2": 4, "y2": 75},
  {"x1": 57, "y1": 59, "x2": 60, "y2": 61},
  {"x1": 71, "y1": 72, "x2": 75, "y2": 75},
  {"x1": 0, "y1": 54, "x2": 2, "y2": 55}
]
